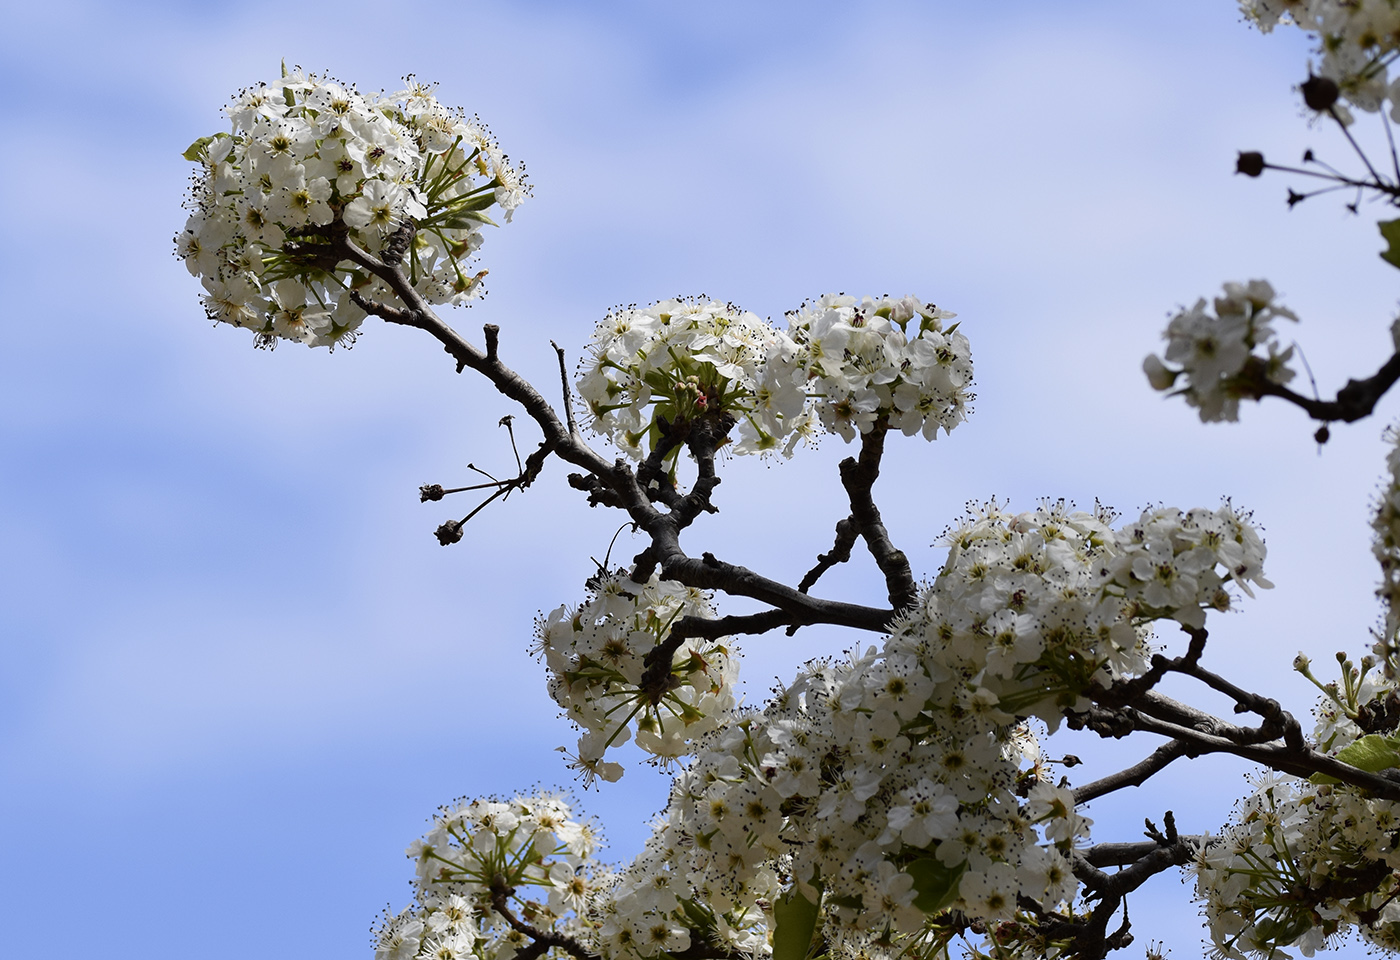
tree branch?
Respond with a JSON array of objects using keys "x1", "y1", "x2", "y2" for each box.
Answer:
[
  {"x1": 1251, "y1": 350, "x2": 1400, "y2": 423},
  {"x1": 660, "y1": 551, "x2": 895, "y2": 633},
  {"x1": 839, "y1": 421, "x2": 918, "y2": 611},
  {"x1": 638, "y1": 609, "x2": 793, "y2": 702},
  {"x1": 1075, "y1": 697, "x2": 1400, "y2": 800},
  {"x1": 798, "y1": 517, "x2": 859, "y2": 594},
  {"x1": 1072, "y1": 740, "x2": 1193, "y2": 804},
  {"x1": 489, "y1": 879, "x2": 596, "y2": 960}
]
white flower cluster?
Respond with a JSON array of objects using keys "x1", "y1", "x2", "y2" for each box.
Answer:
[
  {"x1": 378, "y1": 793, "x2": 602, "y2": 960},
  {"x1": 177, "y1": 70, "x2": 527, "y2": 348},
  {"x1": 575, "y1": 294, "x2": 970, "y2": 461},
  {"x1": 576, "y1": 298, "x2": 789, "y2": 460},
  {"x1": 1242, "y1": 0, "x2": 1400, "y2": 117},
  {"x1": 1145, "y1": 280, "x2": 1298, "y2": 422},
  {"x1": 1190, "y1": 664, "x2": 1400, "y2": 958},
  {"x1": 1374, "y1": 425, "x2": 1400, "y2": 675},
  {"x1": 566, "y1": 500, "x2": 1269, "y2": 960},
  {"x1": 536, "y1": 573, "x2": 739, "y2": 779},
  {"x1": 780, "y1": 293, "x2": 971, "y2": 443}
]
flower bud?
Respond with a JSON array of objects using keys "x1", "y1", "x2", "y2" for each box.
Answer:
[
  {"x1": 1301, "y1": 74, "x2": 1340, "y2": 112},
  {"x1": 1143, "y1": 354, "x2": 1179, "y2": 391},
  {"x1": 1236, "y1": 151, "x2": 1265, "y2": 177}
]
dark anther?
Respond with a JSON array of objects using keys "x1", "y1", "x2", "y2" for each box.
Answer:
[
  {"x1": 1287, "y1": 189, "x2": 1306, "y2": 208},
  {"x1": 435, "y1": 519, "x2": 465, "y2": 546},
  {"x1": 1301, "y1": 74, "x2": 1340, "y2": 112},
  {"x1": 1303, "y1": 148, "x2": 1315, "y2": 162},
  {"x1": 420, "y1": 483, "x2": 446, "y2": 502},
  {"x1": 1236, "y1": 151, "x2": 1265, "y2": 177},
  {"x1": 1315, "y1": 424, "x2": 1331, "y2": 445}
]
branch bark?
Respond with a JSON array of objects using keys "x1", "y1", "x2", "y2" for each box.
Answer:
[{"x1": 838, "y1": 421, "x2": 919, "y2": 611}]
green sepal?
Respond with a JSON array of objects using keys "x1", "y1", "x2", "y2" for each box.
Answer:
[
  {"x1": 678, "y1": 897, "x2": 713, "y2": 931},
  {"x1": 905, "y1": 857, "x2": 966, "y2": 914},
  {"x1": 1379, "y1": 219, "x2": 1400, "y2": 270},
  {"x1": 446, "y1": 190, "x2": 499, "y2": 213},
  {"x1": 1309, "y1": 733, "x2": 1400, "y2": 784},
  {"x1": 772, "y1": 884, "x2": 822, "y2": 960},
  {"x1": 440, "y1": 211, "x2": 498, "y2": 229},
  {"x1": 1253, "y1": 911, "x2": 1314, "y2": 946}
]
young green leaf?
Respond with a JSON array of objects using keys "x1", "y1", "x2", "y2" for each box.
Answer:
[
  {"x1": 905, "y1": 857, "x2": 967, "y2": 914},
  {"x1": 772, "y1": 885, "x2": 821, "y2": 960}
]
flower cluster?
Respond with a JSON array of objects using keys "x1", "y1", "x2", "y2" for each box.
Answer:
[
  {"x1": 778, "y1": 293, "x2": 971, "y2": 443},
  {"x1": 377, "y1": 793, "x2": 602, "y2": 960},
  {"x1": 536, "y1": 573, "x2": 739, "y2": 780},
  {"x1": 1190, "y1": 654, "x2": 1400, "y2": 958},
  {"x1": 1242, "y1": 0, "x2": 1400, "y2": 117},
  {"x1": 575, "y1": 298, "x2": 789, "y2": 461},
  {"x1": 177, "y1": 70, "x2": 527, "y2": 349},
  {"x1": 576, "y1": 294, "x2": 971, "y2": 462},
  {"x1": 572, "y1": 500, "x2": 1269, "y2": 960},
  {"x1": 1145, "y1": 280, "x2": 1298, "y2": 422}
]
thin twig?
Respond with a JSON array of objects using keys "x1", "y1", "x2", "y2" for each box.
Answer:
[{"x1": 551, "y1": 340, "x2": 578, "y2": 436}]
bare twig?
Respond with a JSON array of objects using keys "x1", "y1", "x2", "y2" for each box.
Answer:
[
  {"x1": 550, "y1": 340, "x2": 578, "y2": 437},
  {"x1": 1072, "y1": 740, "x2": 1193, "y2": 804},
  {"x1": 798, "y1": 517, "x2": 860, "y2": 594}
]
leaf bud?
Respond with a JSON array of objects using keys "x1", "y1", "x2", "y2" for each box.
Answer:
[
  {"x1": 1236, "y1": 151, "x2": 1266, "y2": 177},
  {"x1": 1301, "y1": 74, "x2": 1340, "y2": 112},
  {"x1": 1143, "y1": 354, "x2": 1178, "y2": 391}
]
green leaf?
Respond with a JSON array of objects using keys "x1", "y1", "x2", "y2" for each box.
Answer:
[
  {"x1": 772, "y1": 885, "x2": 821, "y2": 960},
  {"x1": 905, "y1": 857, "x2": 966, "y2": 914},
  {"x1": 1309, "y1": 733, "x2": 1400, "y2": 784},
  {"x1": 1379, "y1": 219, "x2": 1400, "y2": 270},
  {"x1": 182, "y1": 135, "x2": 217, "y2": 162}
]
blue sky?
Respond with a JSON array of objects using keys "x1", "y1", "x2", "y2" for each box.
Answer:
[{"x1": 0, "y1": 1, "x2": 1394, "y2": 956}]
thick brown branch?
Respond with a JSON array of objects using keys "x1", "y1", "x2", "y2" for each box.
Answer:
[
  {"x1": 1251, "y1": 350, "x2": 1400, "y2": 423},
  {"x1": 660, "y1": 551, "x2": 895, "y2": 633},
  {"x1": 838, "y1": 421, "x2": 918, "y2": 610},
  {"x1": 672, "y1": 414, "x2": 733, "y2": 528},
  {"x1": 1082, "y1": 836, "x2": 1204, "y2": 869}
]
